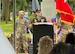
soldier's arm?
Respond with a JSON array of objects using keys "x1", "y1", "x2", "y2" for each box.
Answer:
[{"x1": 25, "y1": 20, "x2": 32, "y2": 29}]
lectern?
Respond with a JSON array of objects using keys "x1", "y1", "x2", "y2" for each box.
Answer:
[{"x1": 33, "y1": 23, "x2": 54, "y2": 54}]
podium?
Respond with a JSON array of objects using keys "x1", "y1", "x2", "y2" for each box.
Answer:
[{"x1": 33, "y1": 23, "x2": 54, "y2": 54}]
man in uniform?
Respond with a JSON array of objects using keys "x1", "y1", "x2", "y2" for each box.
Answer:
[
  {"x1": 15, "y1": 11, "x2": 30, "y2": 53},
  {"x1": 32, "y1": 9, "x2": 46, "y2": 23},
  {"x1": 58, "y1": 23, "x2": 73, "y2": 42}
]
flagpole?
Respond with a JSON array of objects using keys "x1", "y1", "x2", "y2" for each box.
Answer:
[
  {"x1": 13, "y1": 0, "x2": 16, "y2": 50},
  {"x1": 54, "y1": 18, "x2": 58, "y2": 44},
  {"x1": 56, "y1": 23, "x2": 58, "y2": 43}
]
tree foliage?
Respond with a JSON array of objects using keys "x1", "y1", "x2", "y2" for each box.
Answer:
[
  {"x1": 68, "y1": 0, "x2": 75, "y2": 14},
  {"x1": 10, "y1": 0, "x2": 28, "y2": 12},
  {"x1": 10, "y1": 0, "x2": 42, "y2": 12},
  {"x1": 16, "y1": 0, "x2": 28, "y2": 11}
]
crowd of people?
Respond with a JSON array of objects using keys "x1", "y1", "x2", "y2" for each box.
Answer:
[
  {"x1": 15, "y1": 9, "x2": 75, "y2": 54},
  {"x1": 15, "y1": 8, "x2": 47, "y2": 53},
  {"x1": 38, "y1": 33, "x2": 75, "y2": 54}
]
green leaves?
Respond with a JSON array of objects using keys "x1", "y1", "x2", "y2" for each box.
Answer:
[
  {"x1": 68, "y1": 0, "x2": 75, "y2": 14},
  {"x1": 16, "y1": 0, "x2": 28, "y2": 11}
]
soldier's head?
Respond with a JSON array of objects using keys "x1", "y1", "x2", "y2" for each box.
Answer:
[
  {"x1": 18, "y1": 11, "x2": 25, "y2": 19},
  {"x1": 38, "y1": 36, "x2": 53, "y2": 54},
  {"x1": 65, "y1": 32, "x2": 75, "y2": 45},
  {"x1": 35, "y1": 9, "x2": 41, "y2": 17},
  {"x1": 50, "y1": 42, "x2": 67, "y2": 54}
]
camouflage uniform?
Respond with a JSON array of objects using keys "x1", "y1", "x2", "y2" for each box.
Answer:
[
  {"x1": 32, "y1": 16, "x2": 46, "y2": 23},
  {"x1": 16, "y1": 18, "x2": 29, "y2": 52},
  {"x1": 31, "y1": 16, "x2": 46, "y2": 33},
  {"x1": 58, "y1": 23, "x2": 73, "y2": 42}
]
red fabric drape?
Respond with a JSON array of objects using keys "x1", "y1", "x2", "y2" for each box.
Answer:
[{"x1": 56, "y1": 0, "x2": 74, "y2": 25}]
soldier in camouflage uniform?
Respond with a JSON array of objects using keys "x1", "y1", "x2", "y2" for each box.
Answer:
[
  {"x1": 32, "y1": 9, "x2": 46, "y2": 23},
  {"x1": 58, "y1": 23, "x2": 73, "y2": 42},
  {"x1": 31, "y1": 9, "x2": 47, "y2": 33},
  {"x1": 15, "y1": 11, "x2": 30, "y2": 53}
]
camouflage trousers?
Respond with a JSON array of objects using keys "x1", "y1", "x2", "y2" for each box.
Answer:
[
  {"x1": 16, "y1": 32, "x2": 28, "y2": 52},
  {"x1": 58, "y1": 29, "x2": 69, "y2": 42}
]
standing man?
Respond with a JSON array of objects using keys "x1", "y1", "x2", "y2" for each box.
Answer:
[
  {"x1": 15, "y1": 11, "x2": 30, "y2": 53},
  {"x1": 58, "y1": 23, "x2": 73, "y2": 42},
  {"x1": 32, "y1": 9, "x2": 47, "y2": 23}
]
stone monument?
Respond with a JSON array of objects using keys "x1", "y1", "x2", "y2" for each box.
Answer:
[{"x1": 41, "y1": 0, "x2": 56, "y2": 20}]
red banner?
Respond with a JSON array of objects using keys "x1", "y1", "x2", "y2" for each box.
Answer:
[
  {"x1": 60, "y1": 13, "x2": 74, "y2": 25},
  {"x1": 56, "y1": 0, "x2": 74, "y2": 25}
]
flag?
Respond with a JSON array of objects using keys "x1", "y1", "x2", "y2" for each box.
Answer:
[
  {"x1": 56, "y1": 0, "x2": 74, "y2": 25},
  {"x1": 24, "y1": 16, "x2": 30, "y2": 23},
  {"x1": 56, "y1": 0, "x2": 73, "y2": 14},
  {"x1": 32, "y1": 0, "x2": 40, "y2": 12},
  {"x1": 48, "y1": 17, "x2": 56, "y2": 23},
  {"x1": 56, "y1": 0, "x2": 73, "y2": 15},
  {"x1": 51, "y1": 17, "x2": 56, "y2": 23},
  {"x1": 56, "y1": 0, "x2": 64, "y2": 12},
  {"x1": 57, "y1": 27, "x2": 62, "y2": 35},
  {"x1": 60, "y1": 13, "x2": 74, "y2": 25}
]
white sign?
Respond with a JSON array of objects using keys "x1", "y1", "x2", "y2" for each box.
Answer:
[{"x1": 0, "y1": 27, "x2": 16, "y2": 54}]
